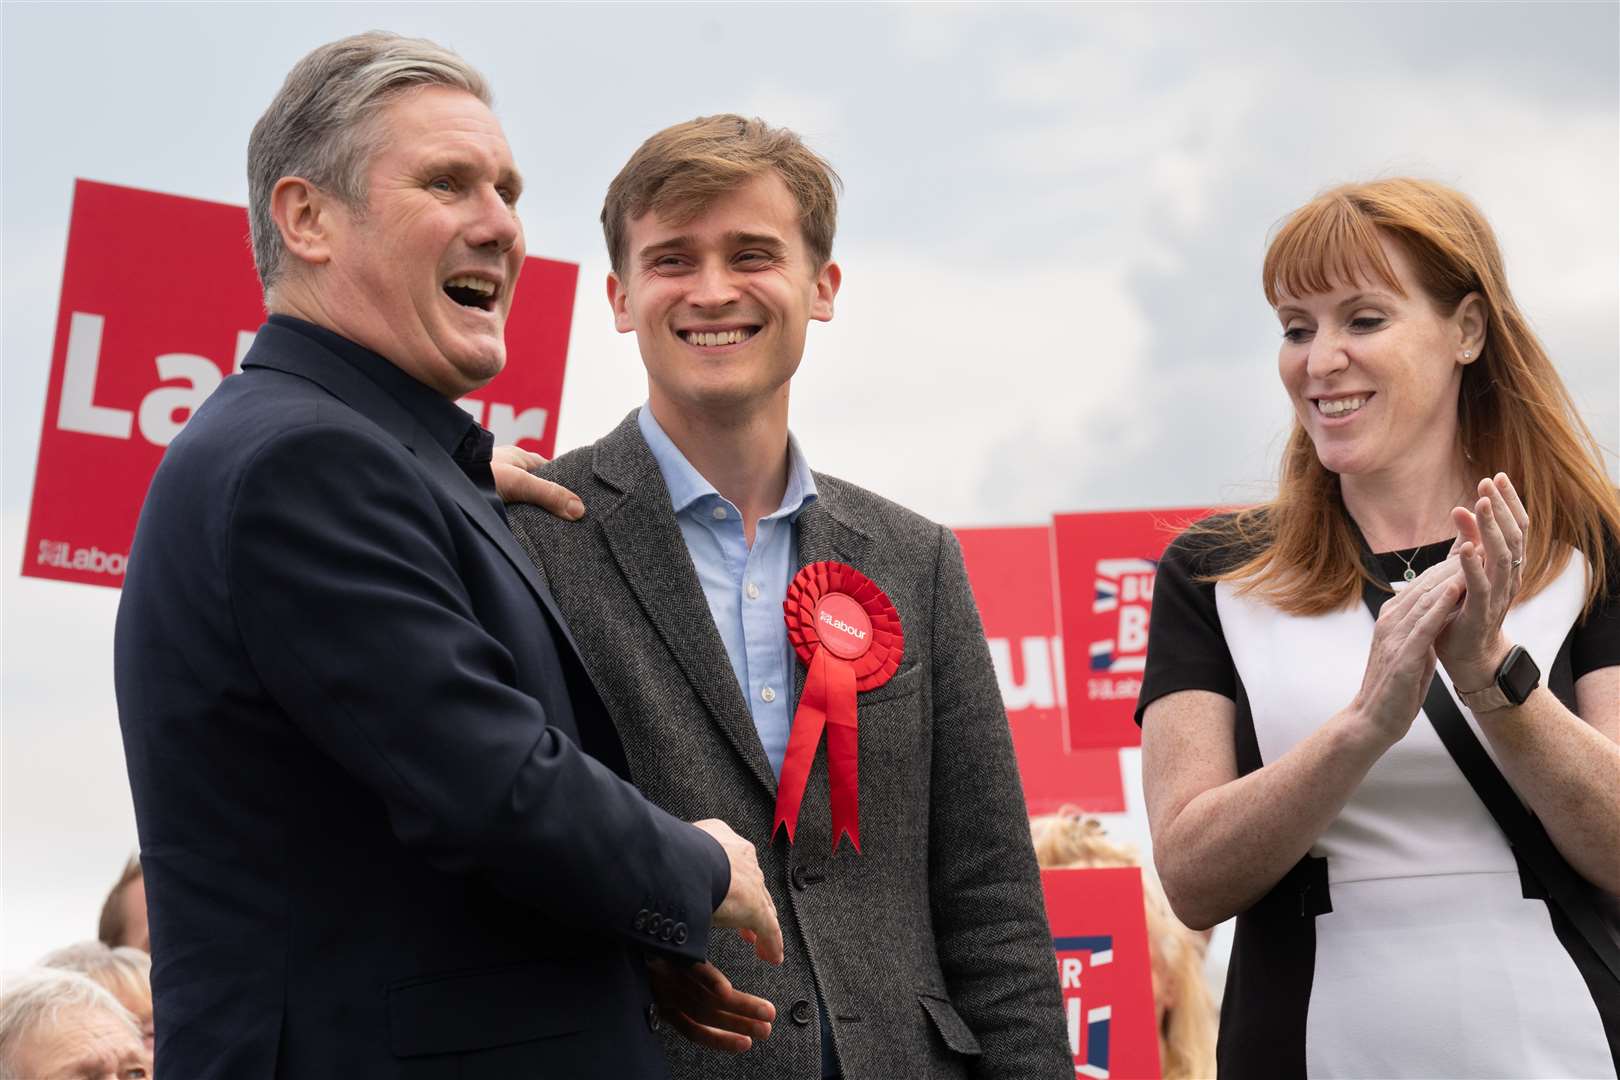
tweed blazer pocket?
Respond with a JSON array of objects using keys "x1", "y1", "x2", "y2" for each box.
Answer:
[
  {"x1": 857, "y1": 660, "x2": 923, "y2": 705},
  {"x1": 919, "y1": 993, "x2": 983, "y2": 1056}
]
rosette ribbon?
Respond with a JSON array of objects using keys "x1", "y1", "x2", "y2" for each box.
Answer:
[{"x1": 774, "y1": 561, "x2": 904, "y2": 853}]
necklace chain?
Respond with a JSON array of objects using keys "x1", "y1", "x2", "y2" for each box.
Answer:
[{"x1": 1392, "y1": 547, "x2": 1421, "y2": 582}]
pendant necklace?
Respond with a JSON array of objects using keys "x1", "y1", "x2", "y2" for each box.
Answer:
[{"x1": 1392, "y1": 547, "x2": 1420, "y2": 582}]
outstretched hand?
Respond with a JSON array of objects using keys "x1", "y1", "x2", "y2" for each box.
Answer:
[
  {"x1": 1438, "y1": 473, "x2": 1527, "y2": 689},
  {"x1": 491, "y1": 444, "x2": 584, "y2": 520},
  {"x1": 647, "y1": 958, "x2": 775, "y2": 1053},
  {"x1": 692, "y1": 819, "x2": 785, "y2": 965}
]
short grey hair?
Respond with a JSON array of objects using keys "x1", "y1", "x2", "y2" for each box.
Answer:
[
  {"x1": 0, "y1": 968, "x2": 142, "y2": 1079},
  {"x1": 247, "y1": 31, "x2": 492, "y2": 293},
  {"x1": 39, "y1": 942, "x2": 151, "y2": 1010}
]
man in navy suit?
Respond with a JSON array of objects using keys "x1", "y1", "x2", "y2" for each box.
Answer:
[{"x1": 113, "y1": 32, "x2": 779, "y2": 1079}]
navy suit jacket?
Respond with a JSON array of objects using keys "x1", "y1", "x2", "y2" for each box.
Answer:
[{"x1": 114, "y1": 318, "x2": 726, "y2": 1079}]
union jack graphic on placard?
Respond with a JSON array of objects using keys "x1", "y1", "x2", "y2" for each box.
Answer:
[
  {"x1": 1054, "y1": 934, "x2": 1115, "y2": 1078},
  {"x1": 1088, "y1": 558, "x2": 1156, "y2": 673}
]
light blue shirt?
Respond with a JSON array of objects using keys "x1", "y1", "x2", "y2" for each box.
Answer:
[{"x1": 639, "y1": 405, "x2": 818, "y2": 777}]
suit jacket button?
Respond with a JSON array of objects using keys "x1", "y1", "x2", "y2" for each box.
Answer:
[
  {"x1": 792, "y1": 864, "x2": 809, "y2": 890},
  {"x1": 790, "y1": 999, "x2": 814, "y2": 1026},
  {"x1": 659, "y1": 918, "x2": 675, "y2": 941},
  {"x1": 634, "y1": 908, "x2": 650, "y2": 931},
  {"x1": 646, "y1": 1003, "x2": 661, "y2": 1032},
  {"x1": 673, "y1": 922, "x2": 688, "y2": 945}
]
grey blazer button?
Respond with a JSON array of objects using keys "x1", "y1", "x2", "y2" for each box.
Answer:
[
  {"x1": 791, "y1": 864, "x2": 810, "y2": 890},
  {"x1": 673, "y1": 922, "x2": 688, "y2": 945},
  {"x1": 646, "y1": 1003, "x2": 661, "y2": 1032},
  {"x1": 789, "y1": 999, "x2": 814, "y2": 1026},
  {"x1": 633, "y1": 908, "x2": 650, "y2": 931}
]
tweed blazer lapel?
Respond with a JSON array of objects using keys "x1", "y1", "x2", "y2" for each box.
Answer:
[
  {"x1": 590, "y1": 414, "x2": 779, "y2": 797},
  {"x1": 789, "y1": 485, "x2": 873, "y2": 708}
]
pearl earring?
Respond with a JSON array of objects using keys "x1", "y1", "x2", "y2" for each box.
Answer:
[{"x1": 1462, "y1": 350, "x2": 1472, "y2": 359}]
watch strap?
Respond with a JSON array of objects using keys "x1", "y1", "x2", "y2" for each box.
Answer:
[{"x1": 1457, "y1": 680, "x2": 1511, "y2": 714}]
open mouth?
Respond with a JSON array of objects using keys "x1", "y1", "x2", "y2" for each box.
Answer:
[
  {"x1": 443, "y1": 275, "x2": 498, "y2": 312},
  {"x1": 679, "y1": 326, "x2": 760, "y2": 348},
  {"x1": 1315, "y1": 394, "x2": 1370, "y2": 419}
]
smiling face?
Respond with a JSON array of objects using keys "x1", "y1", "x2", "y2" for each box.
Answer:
[
  {"x1": 318, "y1": 85, "x2": 525, "y2": 398},
  {"x1": 608, "y1": 172, "x2": 839, "y2": 424},
  {"x1": 1275, "y1": 234, "x2": 1481, "y2": 483}
]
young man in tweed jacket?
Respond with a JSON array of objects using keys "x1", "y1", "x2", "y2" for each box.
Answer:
[{"x1": 500, "y1": 116, "x2": 1070, "y2": 1080}]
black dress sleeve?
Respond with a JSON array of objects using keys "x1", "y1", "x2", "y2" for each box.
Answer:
[
  {"x1": 1135, "y1": 523, "x2": 1240, "y2": 726},
  {"x1": 1570, "y1": 531, "x2": 1620, "y2": 680}
]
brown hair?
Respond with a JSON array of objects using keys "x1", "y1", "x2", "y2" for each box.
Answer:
[
  {"x1": 601, "y1": 115, "x2": 842, "y2": 276},
  {"x1": 97, "y1": 855, "x2": 143, "y2": 948},
  {"x1": 1200, "y1": 178, "x2": 1619, "y2": 615},
  {"x1": 1031, "y1": 812, "x2": 1217, "y2": 1080}
]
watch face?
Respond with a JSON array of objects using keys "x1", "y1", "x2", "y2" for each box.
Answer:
[{"x1": 1498, "y1": 645, "x2": 1541, "y2": 705}]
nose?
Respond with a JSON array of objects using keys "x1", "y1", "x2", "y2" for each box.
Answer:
[
  {"x1": 465, "y1": 184, "x2": 521, "y2": 254},
  {"x1": 1305, "y1": 327, "x2": 1349, "y2": 380},
  {"x1": 687, "y1": 258, "x2": 741, "y2": 308}
]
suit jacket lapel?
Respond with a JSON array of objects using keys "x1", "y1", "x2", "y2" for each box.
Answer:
[
  {"x1": 592, "y1": 415, "x2": 779, "y2": 797},
  {"x1": 243, "y1": 323, "x2": 584, "y2": 659}
]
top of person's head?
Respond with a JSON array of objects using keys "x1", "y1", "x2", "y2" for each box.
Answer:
[
  {"x1": 0, "y1": 968, "x2": 148, "y2": 1080},
  {"x1": 95, "y1": 855, "x2": 143, "y2": 951},
  {"x1": 39, "y1": 943, "x2": 151, "y2": 1009},
  {"x1": 1262, "y1": 178, "x2": 1503, "y2": 321},
  {"x1": 247, "y1": 31, "x2": 491, "y2": 295},
  {"x1": 1029, "y1": 809, "x2": 1140, "y2": 871},
  {"x1": 601, "y1": 115, "x2": 842, "y2": 278}
]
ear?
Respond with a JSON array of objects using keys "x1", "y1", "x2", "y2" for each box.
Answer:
[
  {"x1": 606, "y1": 272, "x2": 634, "y2": 334},
  {"x1": 1455, "y1": 291, "x2": 1487, "y2": 366},
  {"x1": 270, "y1": 176, "x2": 337, "y2": 268},
  {"x1": 810, "y1": 259, "x2": 841, "y2": 323}
]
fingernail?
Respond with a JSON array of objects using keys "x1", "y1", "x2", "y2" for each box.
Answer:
[{"x1": 567, "y1": 498, "x2": 585, "y2": 519}]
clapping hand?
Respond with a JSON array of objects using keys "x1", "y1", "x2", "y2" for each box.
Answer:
[
  {"x1": 647, "y1": 958, "x2": 776, "y2": 1053},
  {"x1": 1353, "y1": 555, "x2": 1465, "y2": 745},
  {"x1": 1438, "y1": 473, "x2": 1528, "y2": 690}
]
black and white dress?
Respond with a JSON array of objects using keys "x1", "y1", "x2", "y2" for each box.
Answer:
[{"x1": 1139, "y1": 522, "x2": 1620, "y2": 1078}]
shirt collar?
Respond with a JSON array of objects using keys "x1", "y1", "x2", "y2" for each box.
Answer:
[
  {"x1": 638, "y1": 403, "x2": 818, "y2": 521},
  {"x1": 267, "y1": 314, "x2": 479, "y2": 456}
]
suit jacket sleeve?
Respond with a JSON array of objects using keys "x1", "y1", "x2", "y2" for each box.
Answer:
[
  {"x1": 225, "y1": 420, "x2": 722, "y2": 960},
  {"x1": 925, "y1": 526, "x2": 1073, "y2": 1078}
]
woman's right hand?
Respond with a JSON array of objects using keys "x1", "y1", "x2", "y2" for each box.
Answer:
[{"x1": 1351, "y1": 557, "x2": 1465, "y2": 745}]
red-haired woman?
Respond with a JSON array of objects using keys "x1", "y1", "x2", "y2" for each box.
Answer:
[{"x1": 1138, "y1": 178, "x2": 1619, "y2": 1078}]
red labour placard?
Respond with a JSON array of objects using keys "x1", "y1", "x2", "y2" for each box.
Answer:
[
  {"x1": 1044, "y1": 866, "x2": 1161, "y2": 1080},
  {"x1": 23, "y1": 179, "x2": 577, "y2": 589},
  {"x1": 955, "y1": 525, "x2": 1124, "y2": 813},
  {"x1": 1052, "y1": 508, "x2": 1215, "y2": 750}
]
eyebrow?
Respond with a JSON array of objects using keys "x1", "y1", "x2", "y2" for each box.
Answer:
[
  {"x1": 1276, "y1": 291, "x2": 1395, "y2": 319},
  {"x1": 422, "y1": 156, "x2": 523, "y2": 194},
  {"x1": 637, "y1": 231, "x2": 787, "y2": 261}
]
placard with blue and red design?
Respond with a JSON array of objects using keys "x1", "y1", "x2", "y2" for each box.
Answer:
[
  {"x1": 1051, "y1": 508, "x2": 1215, "y2": 749},
  {"x1": 1044, "y1": 866, "x2": 1160, "y2": 1079}
]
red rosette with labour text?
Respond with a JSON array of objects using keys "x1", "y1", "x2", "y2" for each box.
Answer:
[{"x1": 774, "y1": 561, "x2": 905, "y2": 853}]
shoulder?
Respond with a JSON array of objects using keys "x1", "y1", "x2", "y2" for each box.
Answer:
[
  {"x1": 1160, "y1": 509, "x2": 1267, "y2": 582},
  {"x1": 537, "y1": 440, "x2": 600, "y2": 491},
  {"x1": 813, "y1": 472, "x2": 945, "y2": 554}
]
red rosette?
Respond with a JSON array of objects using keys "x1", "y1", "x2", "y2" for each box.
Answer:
[{"x1": 774, "y1": 561, "x2": 905, "y2": 853}]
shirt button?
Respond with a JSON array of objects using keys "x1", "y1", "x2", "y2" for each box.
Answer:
[
  {"x1": 761, "y1": 686, "x2": 776, "y2": 703},
  {"x1": 746, "y1": 582, "x2": 761, "y2": 600},
  {"x1": 711, "y1": 505, "x2": 728, "y2": 520}
]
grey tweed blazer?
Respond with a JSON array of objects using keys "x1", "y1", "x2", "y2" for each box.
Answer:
[{"x1": 508, "y1": 412, "x2": 1070, "y2": 1080}]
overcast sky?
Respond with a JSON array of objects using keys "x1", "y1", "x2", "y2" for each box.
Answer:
[{"x1": 3, "y1": 2, "x2": 1616, "y2": 970}]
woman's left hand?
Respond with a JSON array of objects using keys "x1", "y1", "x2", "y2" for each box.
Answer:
[{"x1": 1437, "y1": 472, "x2": 1528, "y2": 689}]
